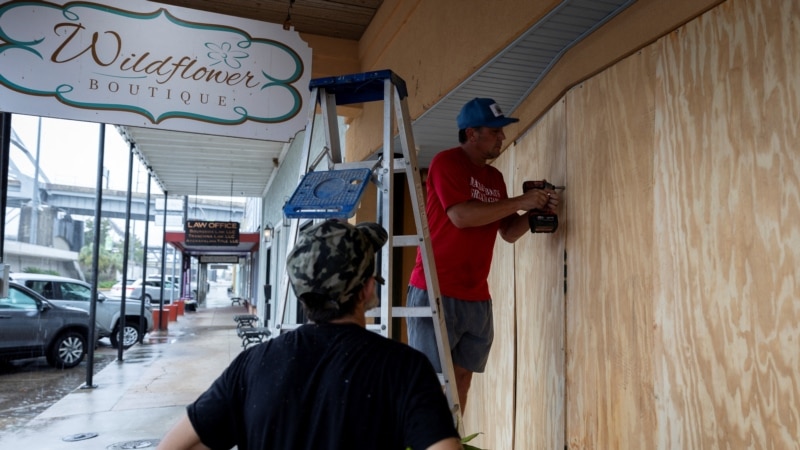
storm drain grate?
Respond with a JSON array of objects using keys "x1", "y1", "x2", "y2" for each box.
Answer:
[
  {"x1": 107, "y1": 439, "x2": 160, "y2": 449},
  {"x1": 62, "y1": 432, "x2": 98, "y2": 442}
]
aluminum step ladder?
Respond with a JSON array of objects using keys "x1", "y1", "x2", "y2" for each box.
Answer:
[{"x1": 273, "y1": 70, "x2": 462, "y2": 426}]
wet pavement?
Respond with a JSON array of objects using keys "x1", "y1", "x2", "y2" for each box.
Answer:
[
  {"x1": 0, "y1": 284, "x2": 247, "y2": 449},
  {"x1": 0, "y1": 341, "x2": 116, "y2": 433}
]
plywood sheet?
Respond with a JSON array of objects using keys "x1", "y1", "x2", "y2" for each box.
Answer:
[
  {"x1": 564, "y1": 47, "x2": 658, "y2": 448},
  {"x1": 512, "y1": 98, "x2": 567, "y2": 449},
  {"x1": 462, "y1": 145, "x2": 517, "y2": 450},
  {"x1": 652, "y1": 0, "x2": 800, "y2": 447}
]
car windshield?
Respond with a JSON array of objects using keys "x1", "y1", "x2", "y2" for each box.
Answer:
[{"x1": 62, "y1": 282, "x2": 91, "y2": 301}]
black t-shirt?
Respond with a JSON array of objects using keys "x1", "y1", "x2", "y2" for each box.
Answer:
[{"x1": 187, "y1": 323, "x2": 459, "y2": 450}]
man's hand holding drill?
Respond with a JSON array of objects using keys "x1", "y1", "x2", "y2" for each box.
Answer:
[{"x1": 522, "y1": 180, "x2": 564, "y2": 233}]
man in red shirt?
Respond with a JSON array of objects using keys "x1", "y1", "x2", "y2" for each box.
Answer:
[{"x1": 407, "y1": 98, "x2": 560, "y2": 412}]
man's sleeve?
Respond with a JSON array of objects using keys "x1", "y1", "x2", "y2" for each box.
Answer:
[
  {"x1": 186, "y1": 354, "x2": 247, "y2": 449},
  {"x1": 429, "y1": 152, "x2": 473, "y2": 211},
  {"x1": 402, "y1": 354, "x2": 461, "y2": 449}
]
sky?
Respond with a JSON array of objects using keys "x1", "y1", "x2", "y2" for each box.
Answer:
[
  {"x1": 11, "y1": 114, "x2": 156, "y2": 193},
  {"x1": 9, "y1": 114, "x2": 170, "y2": 246}
]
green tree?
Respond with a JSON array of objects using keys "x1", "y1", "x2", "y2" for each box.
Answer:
[
  {"x1": 79, "y1": 218, "x2": 121, "y2": 283},
  {"x1": 79, "y1": 218, "x2": 147, "y2": 283}
]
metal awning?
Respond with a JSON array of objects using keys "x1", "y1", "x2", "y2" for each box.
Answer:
[{"x1": 118, "y1": 126, "x2": 288, "y2": 198}]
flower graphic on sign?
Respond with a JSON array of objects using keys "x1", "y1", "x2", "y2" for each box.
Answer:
[{"x1": 205, "y1": 42, "x2": 249, "y2": 69}]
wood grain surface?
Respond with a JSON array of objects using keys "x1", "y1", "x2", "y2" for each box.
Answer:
[
  {"x1": 463, "y1": 147, "x2": 518, "y2": 450},
  {"x1": 426, "y1": 0, "x2": 799, "y2": 448},
  {"x1": 564, "y1": 45, "x2": 658, "y2": 449},
  {"x1": 653, "y1": 0, "x2": 800, "y2": 447}
]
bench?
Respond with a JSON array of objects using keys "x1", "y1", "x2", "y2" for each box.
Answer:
[
  {"x1": 237, "y1": 326, "x2": 271, "y2": 349},
  {"x1": 233, "y1": 314, "x2": 271, "y2": 348},
  {"x1": 233, "y1": 314, "x2": 259, "y2": 328},
  {"x1": 230, "y1": 296, "x2": 245, "y2": 306},
  {"x1": 184, "y1": 299, "x2": 198, "y2": 312}
]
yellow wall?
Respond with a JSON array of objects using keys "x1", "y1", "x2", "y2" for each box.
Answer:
[
  {"x1": 349, "y1": 0, "x2": 562, "y2": 159},
  {"x1": 345, "y1": 0, "x2": 724, "y2": 160}
]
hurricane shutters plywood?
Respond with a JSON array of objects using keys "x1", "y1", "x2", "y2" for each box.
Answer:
[
  {"x1": 559, "y1": 0, "x2": 800, "y2": 447},
  {"x1": 510, "y1": 98, "x2": 568, "y2": 449},
  {"x1": 564, "y1": 45, "x2": 659, "y2": 449},
  {"x1": 464, "y1": 147, "x2": 518, "y2": 450},
  {"x1": 652, "y1": 0, "x2": 800, "y2": 447}
]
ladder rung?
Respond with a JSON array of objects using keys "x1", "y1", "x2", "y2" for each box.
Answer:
[
  {"x1": 334, "y1": 158, "x2": 408, "y2": 173},
  {"x1": 389, "y1": 158, "x2": 408, "y2": 171},
  {"x1": 365, "y1": 306, "x2": 433, "y2": 318},
  {"x1": 366, "y1": 323, "x2": 385, "y2": 333},
  {"x1": 392, "y1": 234, "x2": 421, "y2": 247},
  {"x1": 333, "y1": 160, "x2": 380, "y2": 171}
]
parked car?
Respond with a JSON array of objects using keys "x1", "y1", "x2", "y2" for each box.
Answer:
[
  {"x1": 144, "y1": 275, "x2": 212, "y2": 300},
  {"x1": 130, "y1": 278, "x2": 181, "y2": 305},
  {"x1": 109, "y1": 278, "x2": 137, "y2": 298},
  {"x1": 9, "y1": 273, "x2": 153, "y2": 349},
  {"x1": 0, "y1": 282, "x2": 90, "y2": 368}
]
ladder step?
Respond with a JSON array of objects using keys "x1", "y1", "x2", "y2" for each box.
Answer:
[
  {"x1": 277, "y1": 322, "x2": 389, "y2": 335},
  {"x1": 365, "y1": 306, "x2": 433, "y2": 318},
  {"x1": 333, "y1": 158, "x2": 408, "y2": 172},
  {"x1": 366, "y1": 323, "x2": 385, "y2": 333},
  {"x1": 283, "y1": 168, "x2": 372, "y2": 219},
  {"x1": 392, "y1": 234, "x2": 422, "y2": 247},
  {"x1": 333, "y1": 160, "x2": 380, "y2": 171}
]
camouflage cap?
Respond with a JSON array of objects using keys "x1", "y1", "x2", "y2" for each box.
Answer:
[{"x1": 287, "y1": 219, "x2": 388, "y2": 305}]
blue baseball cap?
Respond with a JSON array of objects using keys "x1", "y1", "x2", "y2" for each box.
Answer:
[{"x1": 457, "y1": 98, "x2": 519, "y2": 129}]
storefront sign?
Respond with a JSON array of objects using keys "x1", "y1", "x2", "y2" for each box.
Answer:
[
  {"x1": 185, "y1": 220, "x2": 239, "y2": 246},
  {"x1": 0, "y1": 1, "x2": 311, "y2": 142},
  {"x1": 201, "y1": 255, "x2": 241, "y2": 264}
]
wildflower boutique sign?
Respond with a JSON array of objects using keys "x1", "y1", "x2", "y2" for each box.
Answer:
[{"x1": 0, "y1": 1, "x2": 311, "y2": 142}]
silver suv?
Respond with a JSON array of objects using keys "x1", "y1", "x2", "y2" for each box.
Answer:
[{"x1": 9, "y1": 273, "x2": 153, "y2": 349}]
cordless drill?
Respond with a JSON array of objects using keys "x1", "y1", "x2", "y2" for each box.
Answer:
[{"x1": 522, "y1": 180, "x2": 564, "y2": 233}]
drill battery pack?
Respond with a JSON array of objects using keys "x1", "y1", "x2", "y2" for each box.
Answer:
[
  {"x1": 529, "y1": 211, "x2": 559, "y2": 233},
  {"x1": 522, "y1": 180, "x2": 561, "y2": 233}
]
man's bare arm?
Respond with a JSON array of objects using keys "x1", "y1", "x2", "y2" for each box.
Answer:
[
  {"x1": 427, "y1": 437, "x2": 464, "y2": 450},
  {"x1": 446, "y1": 188, "x2": 554, "y2": 229},
  {"x1": 157, "y1": 415, "x2": 210, "y2": 450}
]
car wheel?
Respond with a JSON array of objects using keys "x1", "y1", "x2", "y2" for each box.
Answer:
[
  {"x1": 110, "y1": 321, "x2": 142, "y2": 349},
  {"x1": 144, "y1": 294, "x2": 153, "y2": 304},
  {"x1": 46, "y1": 331, "x2": 86, "y2": 369}
]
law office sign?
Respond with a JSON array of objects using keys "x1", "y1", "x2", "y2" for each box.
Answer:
[
  {"x1": 185, "y1": 220, "x2": 239, "y2": 246},
  {"x1": 0, "y1": 1, "x2": 311, "y2": 142}
]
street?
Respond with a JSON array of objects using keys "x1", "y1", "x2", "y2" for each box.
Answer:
[
  {"x1": 0, "y1": 282, "x2": 236, "y2": 435},
  {"x1": 0, "y1": 340, "x2": 117, "y2": 433}
]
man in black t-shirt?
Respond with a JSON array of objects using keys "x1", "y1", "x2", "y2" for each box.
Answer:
[{"x1": 158, "y1": 219, "x2": 462, "y2": 450}]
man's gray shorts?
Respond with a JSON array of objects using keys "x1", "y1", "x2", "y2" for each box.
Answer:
[{"x1": 406, "y1": 285, "x2": 494, "y2": 373}]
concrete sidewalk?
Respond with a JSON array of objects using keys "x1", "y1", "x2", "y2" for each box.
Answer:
[{"x1": 0, "y1": 292, "x2": 249, "y2": 450}]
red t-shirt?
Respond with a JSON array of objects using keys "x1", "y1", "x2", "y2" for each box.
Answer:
[{"x1": 409, "y1": 147, "x2": 510, "y2": 301}]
